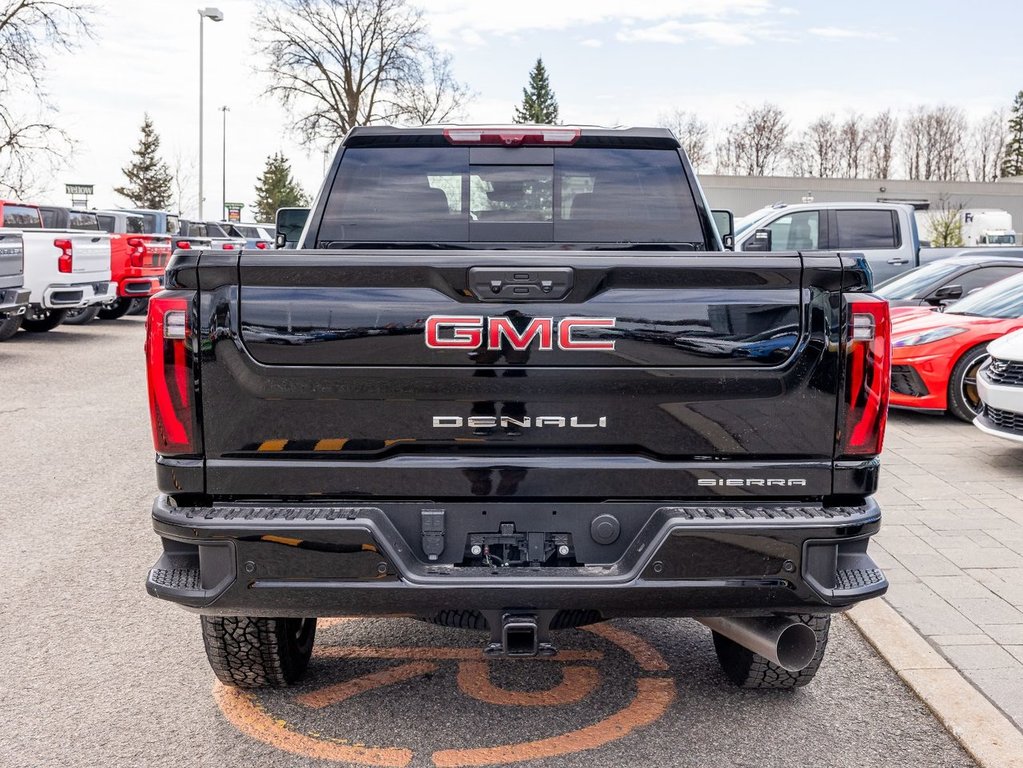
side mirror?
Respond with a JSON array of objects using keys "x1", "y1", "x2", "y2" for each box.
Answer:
[
  {"x1": 711, "y1": 209, "x2": 734, "y2": 250},
  {"x1": 275, "y1": 206, "x2": 311, "y2": 249},
  {"x1": 274, "y1": 232, "x2": 287, "y2": 250},
  {"x1": 743, "y1": 228, "x2": 772, "y2": 252},
  {"x1": 930, "y1": 284, "x2": 964, "y2": 303}
]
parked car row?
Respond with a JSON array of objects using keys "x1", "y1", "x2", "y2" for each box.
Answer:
[{"x1": 0, "y1": 197, "x2": 275, "y2": 339}]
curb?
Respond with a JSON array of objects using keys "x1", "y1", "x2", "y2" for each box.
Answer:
[{"x1": 848, "y1": 599, "x2": 1023, "y2": 768}]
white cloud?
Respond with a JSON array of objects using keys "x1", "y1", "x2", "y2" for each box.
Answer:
[
  {"x1": 579, "y1": 38, "x2": 603, "y2": 48},
  {"x1": 617, "y1": 20, "x2": 774, "y2": 46},
  {"x1": 808, "y1": 26, "x2": 896, "y2": 42},
  {"x1": 423, "y1": 0, "x2": 777, "y2": 40}
]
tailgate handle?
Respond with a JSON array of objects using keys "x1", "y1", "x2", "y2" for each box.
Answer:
[{"x1": 469, "y1": 267, "x2": 573, "y2": 301}]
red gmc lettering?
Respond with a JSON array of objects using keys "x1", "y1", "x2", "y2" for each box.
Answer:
[
  {"x1": 425, "y1": 316, "x2": 617, "y2": 351},
  {"x1": 559, "y1": 318, "x2": 617, "y2": 350},
  {"x1": 425, "y1": 316, "x2": 483, "y2": 349},
  {"x1": 488, "y1": 317, "x2": 554, "y2": 351}
]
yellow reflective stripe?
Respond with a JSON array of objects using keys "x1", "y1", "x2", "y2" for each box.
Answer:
[
  {"x1": 314, "y1": 438, "x2": 348, "y2": 451},
  {"x1": 383, "y1": 438, "x2": 415, "y2": 447},
  {"x1": 257, "y1": 439, "x2": 288, "y2": 452}
]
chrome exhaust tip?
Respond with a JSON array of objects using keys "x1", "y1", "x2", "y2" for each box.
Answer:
[{"x1": 698, "y1": 616, "x2": 818, "y2": 672}]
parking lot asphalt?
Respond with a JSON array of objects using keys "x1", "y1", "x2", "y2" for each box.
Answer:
[
  {"x1": 0, "y1": 319, "x2": 976, "y2": 768},
  {"x1": 876, "y1": 410, "x2": 1023, "y2": 730}
]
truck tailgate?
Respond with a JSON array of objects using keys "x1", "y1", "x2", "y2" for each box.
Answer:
[
  {"x1": 68, "y1": 233, "x2": 111, "y2": 277},
  {"x1": 0, "y1": 230, "x2": 23, "y2": 290},
  {"x1": 193, "y1": 250, "x2": 854, "y2": 499}
]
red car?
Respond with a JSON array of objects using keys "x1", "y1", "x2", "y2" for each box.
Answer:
[{"x1": 890, "y1": 271, "x2": 1023, "y2": 421}]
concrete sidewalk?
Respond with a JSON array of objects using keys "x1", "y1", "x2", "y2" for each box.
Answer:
[{"x1": 875, "y1": 410, "x2": 1023, "y2": 730}]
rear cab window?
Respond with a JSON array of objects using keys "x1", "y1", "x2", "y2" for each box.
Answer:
[
  {"x1": 317, "y1": 142, "x2": 706, "y2": 249},
  {"x1": 69, "y1": 212, "x2": 100, "y2": 231},
  {"x1": 1, "y1": 204, "x2": 43, "y2": 228},
  {"x1": 836, "y1": 210, "x2": 900, "y2": 249}
]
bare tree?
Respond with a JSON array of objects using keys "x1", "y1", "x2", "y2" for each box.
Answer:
[
  {"x1": 903, "y1": 105, "x2": 968, "y2": 181},
  {"x1": 865, "y1": 110, "x2": 898, "y2": 179},
  {"x1": 838, "y1": 113, "x2": 868, "y2": 178},
  {"x1": 717, "y1": 103, "x2": 788, "y2": 176},
  {"x1": 171, "y1": 149, "x2": 198, "y2": 217},
  {"x1": 0, "y1": 1, "x2": 92, "y2": 197},
  {"x1": 971, "y1": 109, "x2": 1007, "y2": 182},
  {"x1": 256, "y1": 0, "x2": 472, "y2": 146},
  {"x1": 657, "y1": 108, "x2": 710, "y2": 171},
  {"x1": 921, "y1": 196, "x2": 964, "y2": 246},
  {"x1": 791, "y1": 114, "x2": 840, "y2": 177}
]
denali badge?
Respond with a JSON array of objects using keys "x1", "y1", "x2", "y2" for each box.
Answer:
[
  {"x1": 425, "y1": 316, "x2": 617, "y2": 351},
  {"x1": 698, "y1": 478, "x2": 808, "y2": 487},
  {"x1": 434, "y1": 416, "x2": 608, "y2": 428}
]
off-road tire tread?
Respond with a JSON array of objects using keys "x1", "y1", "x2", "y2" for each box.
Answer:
[
  {"x1": 712, "y1": 613, "x2": 830, "y2": 689},
  {"x1": 200, "y1": 616, "x2": 314, "y2": 689},
  {"x1": 0, "y1": 314, "x2": 21, "y2": 341}
]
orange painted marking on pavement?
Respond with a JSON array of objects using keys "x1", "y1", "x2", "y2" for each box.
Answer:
[
  {"x1": 583, "y1": 623, "x2": 669, "y2": 672},
  {"x1": 213, "y1": 682, "x2": 413, "y2": 767},
  {"x1": 316, "y1": 646, "x2": 603, "y2": 662},
  {"x1": 315, "y1": 438, "x2": 348, "y2": 451},
  {"x1": 430, "y1": 677, "x2": 676, "y2": 767},
  {"x1": 456, "y1": 661, "x2": 598, "y2": 707},
  {"x1": 296, "y1": 662, "x2": 439, "y2": 709},
  {"x1": 257, "y1": 439, "x2": 288, "y2": 452},
  {"x1": 261, "y1": 535, "x2": 303, "y2": 547}
]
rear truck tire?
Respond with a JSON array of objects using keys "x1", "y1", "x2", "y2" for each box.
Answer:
[
  {"x1": 0, "y1": 314, "x2": 22, "y2": 341},
  {"x1": 200, "y1": 616, "x2": 316, "y2": 688},
  {"x1": 712, "y1": 613, "x2": 830, "y2": 689},
  {"x1": 97, "y1": 298, "x2": 131, "y2": 320},
  {"x1": 126, "y1": 298, "x2": 148, "y2": 316},
  {"x1": 948, "y1": 345, "x2": 990, "y2": 422},
  {"x1": 62, "y1": 305, "x2": 100, "y2": 325},
  {"x1": 20, "y1": 307, "x2": 67, "y2": 333}
]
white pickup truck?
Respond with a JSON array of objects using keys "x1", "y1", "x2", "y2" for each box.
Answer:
[
  {"x1": 0, "y1": 201, "x2": 116, "y2": 333},
  {"x1": 0, "y1": 228, "x2": 31, "y2": 340}
]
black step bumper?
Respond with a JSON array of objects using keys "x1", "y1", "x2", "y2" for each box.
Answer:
[
  {"x1": 146, "y1": 495, "x2": 887, "y2": 618},
  {"x1": 0, "y1": 288, "x2": 30, "y2": 315}
]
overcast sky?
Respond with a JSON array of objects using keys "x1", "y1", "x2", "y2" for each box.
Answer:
[{"x1": 12, "y1": 0, "x2": 1023, "y2": 218}]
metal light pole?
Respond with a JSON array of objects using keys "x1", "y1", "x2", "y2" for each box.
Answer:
[
  {"x1": 197, "y1": 7, "x2": 224, "y2": 220},
  {"x1": 220, "y1": 105, "x2": 230, "y2": 220}
]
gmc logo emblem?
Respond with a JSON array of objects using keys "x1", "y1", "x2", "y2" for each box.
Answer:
[{"x1": 425, "y1": 316, "x2": 617, "y2": 351}]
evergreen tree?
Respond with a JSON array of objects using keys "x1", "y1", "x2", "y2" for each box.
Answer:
[
  {"x1": 253, "y1": 153, "x2": 309, "y2": 221},
  {"x1": 115, "y1": 114, "x2": 174, "y2": 209},
  {"x1": 1001, "y1": 91, "x2": 1023, "y2": 177},
  {"x1": 513, "y1": 58, "x2": 559, "y2": 124}
]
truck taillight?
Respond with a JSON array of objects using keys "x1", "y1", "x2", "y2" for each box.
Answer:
[
  {"x1": 55, "y1": 239, "x2": 73, "y2": 273},
  {"x1": 443, "y1": 127, "x2": 581, "y2": 146},
  {"x1": 175, "y1": 240, "x2": 192, "y2": 250},
  {"x1": 146, "y1": 292, "x2": 198, "y2": 455},
  {"x1": 840, "y1": 297, "x2": 891, "y2": 458},
  {"x1": 127, "y1": 236, "x2": 148, "y2": 267}
]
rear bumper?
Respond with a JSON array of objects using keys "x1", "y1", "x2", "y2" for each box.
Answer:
[
  {"x1": 147, "y1": 495, "x2": 887, "y2": 618},
  {"x1": 40, "y1": 280, "x2": 117, "y2": 309},
  {"x1": 116, "y1": 272, "x2": 163, "y2": 297},
  {"x1": 0, "y1": 288, "x2": 30, "y2": 315}
]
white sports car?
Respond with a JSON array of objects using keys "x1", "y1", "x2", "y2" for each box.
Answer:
[{"x1": 976, "y1": 328, "x2": 1023, "y2": 443}]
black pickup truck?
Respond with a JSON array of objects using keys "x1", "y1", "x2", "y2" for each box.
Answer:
[{"x1": 145, "y1": 125, "x2": 891, "y2": 690}]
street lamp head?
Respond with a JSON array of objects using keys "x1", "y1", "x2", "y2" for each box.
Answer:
[{"x1": 199, "y1": 7, "x2": 224, "y2": 21}]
